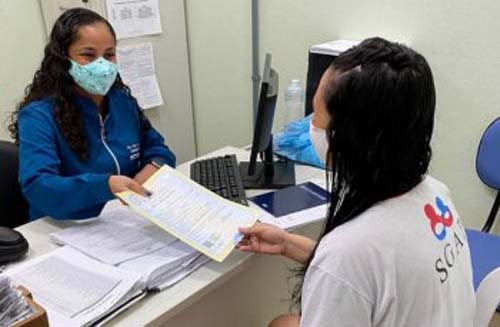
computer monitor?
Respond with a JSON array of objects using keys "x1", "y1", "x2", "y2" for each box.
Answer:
[{"x1": 239, "y1": 54, "x2": 296, "y2": 189}]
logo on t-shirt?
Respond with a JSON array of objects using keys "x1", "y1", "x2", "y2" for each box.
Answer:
[
  {"x1": 424, "y1": 196, "x2": 454, "y2": 241},
  {"x1": 424, "y1": 196, "x2": 466, "y2": 284}
]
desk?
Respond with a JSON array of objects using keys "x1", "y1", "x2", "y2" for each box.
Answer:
[{"x1": 15, "y1": 146, "x2": 325, "y2": 326}]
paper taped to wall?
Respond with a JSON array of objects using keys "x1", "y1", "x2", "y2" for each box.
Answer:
[
  {"x1": 117, "y1": 42, "x2": 164, "y2": 109},
  {"x1": 106, "y1": 0, "x2": 162, "y2": 39}
]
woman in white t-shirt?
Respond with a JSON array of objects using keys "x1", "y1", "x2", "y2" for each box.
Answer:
[{"x1": 238, "y1": 37, "x2": 475, "y2": 327}]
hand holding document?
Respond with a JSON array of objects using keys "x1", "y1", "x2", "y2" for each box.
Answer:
[{"x1": 117, "y1": 165, "x2": 260, "y2": 262}]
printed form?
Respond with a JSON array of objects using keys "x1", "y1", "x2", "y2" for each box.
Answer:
[
  {"x1": 51, "y1": 206, "x2": 177, "y2": 265},
  {"x1": 117, "y1": 42, "x2": 163, "y2": 109},
  {"x1": 117, "y1": 166, "x2": 259, "y2": 262},
  {"x1": 106, "y1": 0, "x2": 162, "y2": 39}
]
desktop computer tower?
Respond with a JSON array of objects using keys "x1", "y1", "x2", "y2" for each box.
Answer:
[{"x1": 305, "y1": 40, "x2": 359, "y2": 116}]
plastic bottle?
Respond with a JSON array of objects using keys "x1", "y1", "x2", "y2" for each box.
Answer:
[{"x1": 283, "y1": 79, "x2": 305, "y2": 127}]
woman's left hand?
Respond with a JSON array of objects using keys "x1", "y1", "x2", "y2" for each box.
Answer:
[{"x1": 134, "y1": 163, "x2": 159, "y2": 185}]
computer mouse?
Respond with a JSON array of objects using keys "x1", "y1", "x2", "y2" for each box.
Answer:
[{"x1": 0, "y1": 227, "x2": 29, "y2": 263}]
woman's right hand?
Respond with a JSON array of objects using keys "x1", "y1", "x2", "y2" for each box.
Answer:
[
  {"x1": 108, "y1": 175, "x2": 152, "y2": 197},
  {"x1": 238, "y1": 223, "x2": 288, "y2": 255}
]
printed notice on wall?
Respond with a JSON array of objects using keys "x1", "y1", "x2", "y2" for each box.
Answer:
[
  {"x1": 117, "y1": 42, "x2": 164, "y2": 109},
  {"x1": 106, "y1": 0, "x2": 162, "y2": 39}
]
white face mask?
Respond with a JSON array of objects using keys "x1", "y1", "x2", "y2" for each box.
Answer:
[{"x1": 310, "y1": 119, "x2": 329, "y2": 163}]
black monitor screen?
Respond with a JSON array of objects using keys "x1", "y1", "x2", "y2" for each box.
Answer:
[{"x1": 239, "y1": 54, "x2": 295, "y2": 189}]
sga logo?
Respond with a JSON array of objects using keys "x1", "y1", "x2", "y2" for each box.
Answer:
[{"x1": 424, "y1": 196, "x2": 453, "y2": 241}]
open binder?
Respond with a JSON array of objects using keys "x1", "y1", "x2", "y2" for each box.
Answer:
[{"x1": 6, "y1": 203, "x2": 211, "y2": 326}]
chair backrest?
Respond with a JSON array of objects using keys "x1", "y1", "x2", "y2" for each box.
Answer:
[
  {"x1": 477, "y1": 117, "x2": 500, "y2": 190},
  {"x1": 0, "y1": 141, "x2": 29, "y2": 227},
  {"x1": 476, "y1": 117, "x2": 500, "y2": 232}
]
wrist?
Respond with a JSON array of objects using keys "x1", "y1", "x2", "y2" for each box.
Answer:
[
  {"x1": 281, "y1": 231, "x2": 292, "y2": 257},
  {"x1": 282, "y1": 233, "x2": 316, "y2": 264},
  {"x1": 149, "y1": 159, "x2": 164, "y2": 169}
]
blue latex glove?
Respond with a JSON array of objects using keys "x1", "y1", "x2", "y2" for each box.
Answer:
[{"x1": 273, "y1": 114, "x2": 325, "y2": 169}]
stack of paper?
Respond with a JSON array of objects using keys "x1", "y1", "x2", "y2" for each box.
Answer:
[
  {"x1": 51, "y1": 205, "x2": 209, "y2": 291},
  {"x1": 50, "y1": 205, "x2": 177, "y2": 265},
  {"x1": 6, "y1": 165, "x2": 260, "y2": 326},
  {"x1": 118, "y1": 241, "x2": 209, "y2": 291}
]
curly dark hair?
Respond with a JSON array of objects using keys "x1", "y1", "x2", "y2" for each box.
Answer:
[
  {"x1": 291, "y1": 37, "x2": 436, "y2": 308},
  {"x1": 8, "y1": 8, "x2": 151, "y2": 160}
]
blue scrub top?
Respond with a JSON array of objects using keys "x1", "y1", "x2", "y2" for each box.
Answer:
[{"x1": 17, "y1": 87, "x2": 176, "y2": 220}]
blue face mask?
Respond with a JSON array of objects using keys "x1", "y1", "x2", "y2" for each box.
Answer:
[{"x1": 69, "y1": 57, "x2": 118, "y2": 95}]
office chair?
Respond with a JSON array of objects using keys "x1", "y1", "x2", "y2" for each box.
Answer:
[
  {"x1": 467, "y1": 229, "x2": 500, "y2": 326},
  {"x1": 0, "y1": 141, "x2": 29, "y2": 228},
  {"x1": 476, "y1": 117, "x2": 500, "y2": 233}
]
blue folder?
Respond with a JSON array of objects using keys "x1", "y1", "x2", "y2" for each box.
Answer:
[{"x1": 250, "y1": 182, "x2": 329, "y2": 218}]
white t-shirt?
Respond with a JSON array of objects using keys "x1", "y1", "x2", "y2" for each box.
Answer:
[{"x1": 301, "y1": 176, "x2": 475, "y2": 327}]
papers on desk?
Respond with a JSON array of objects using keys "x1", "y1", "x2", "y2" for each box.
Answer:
[
  {"x1": 51, "y1": 206, "x2": 176, "y2": 265},
  {"x1": 117, "y1": 165, "x2": 260, "y2": 262},
  {"x1": 50, "y1": 203, "x2": 210, "y2": 291},
  {"x1": 6, "y1": 201, "x2": 213, "y2": 327},
  {"x1": 5, "y1": 247, "x2": 144, "y2": 327},
  {"x1": 118, "y1": 242, "x2": 210, "y2": 291}
]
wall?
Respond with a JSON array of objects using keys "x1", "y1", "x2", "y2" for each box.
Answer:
[
  {"x1": 257, "y1": 0, "x2": 500, "y2": 232},
  {"x1": 185, "y1": 0, "x2": 253, "y2": 155},
  {"x1": 118, "y1": 0, "x2": 197, "y2": 163},
  {"x1": 0, "y1": 0, "x2": 46, "y2": 140}
]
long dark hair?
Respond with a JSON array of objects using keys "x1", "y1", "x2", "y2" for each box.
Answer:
[
  {"x1": 8, "y1": 8, "x2": 150, "y2": 160},
  {"x1": 292, "y1": 37, "x2": 436, "y2": 306}
]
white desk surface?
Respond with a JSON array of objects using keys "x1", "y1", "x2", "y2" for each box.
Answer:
[{"x1": 15, "y1": 146, "x2": 324, "y2": 326}]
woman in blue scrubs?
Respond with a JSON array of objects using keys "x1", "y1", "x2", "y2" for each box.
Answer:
[{"x1": 8, "y1": 8, "x2": 176, "y2": 221}]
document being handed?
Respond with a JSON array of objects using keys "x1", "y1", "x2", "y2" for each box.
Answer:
[{"x1": 117, "y1": 165, "x2": 259, "y2": 262}]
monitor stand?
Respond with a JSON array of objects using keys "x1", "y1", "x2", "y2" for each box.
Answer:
[{"x1": 239, "y1": 142, "x2": 295, "y2": 189}]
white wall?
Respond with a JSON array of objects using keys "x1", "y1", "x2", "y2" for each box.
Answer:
[
  {"x1": 0, "y1": 0, "x2": 46, "y2": 140},
  {"x1": 118, "y1": 0, "x2": 197, "y2": 164},
  {"x1": 254, "y1": 0, "x2": 500, "y2": 232},
  {"x1": 185, "y1": 0, "x2": 253, "y2": 155}
]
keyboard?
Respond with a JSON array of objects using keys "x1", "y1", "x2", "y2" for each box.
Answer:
[{"x1": 190, "y1": 155, "x2": 248, "y2": 206}]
